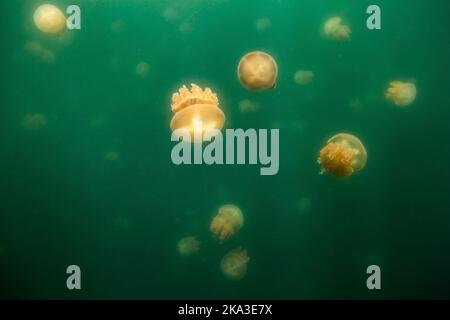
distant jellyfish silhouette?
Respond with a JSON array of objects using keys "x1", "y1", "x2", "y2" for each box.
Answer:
[
  {"x1": 210, "y1": 204, "x2": 244, "y2": 242},
  {"x1": 255, "y1": 17, "x2": 271, "y2": 32},
  {"x1": 170, "y1": 83, "x2": 225, "y2": 139},
  {"x1": 385, "y1": 81, "x2": 416, "y2": 107},
  {"x1": 33, "y1": 4, "x2": 66, "y2": 35},
  {"x1": 221, "y1": 248, "x2": 250, "y2": 280},
  {"x1": 22, "y1": 113, "x2": 47, "y2": 130},
  {"x1": 24, "y1": 41, "x2": 55, "y2": 64},
  {"x1": 318, "y1": 133, "x2": 367, "y2": 178},
  {"x1": 238, "y1": 99, "x2": 259, "y2": 113},
  {"x1": 237, "y1": 51, "x2": 278, "y2": 91},
  {"x1": 294, "y1": 70, "x2": 314, "y2": 85},
  {"x1": 104, "y1": 151, "x2": 120, "y2": 162},
  {"x1": 135, "y1": 61, "x2": 150, "y2": 78},
  {"x1": 323, "y1": 16, "x2": 351, "y2": 41},
  {"x1": 177, "y1": 236, "x2": 200, "y2": 256}
]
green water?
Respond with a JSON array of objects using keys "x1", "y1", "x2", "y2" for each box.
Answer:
[{"x1": 1, "y1": 0, "x2": 450, "y2": 299}]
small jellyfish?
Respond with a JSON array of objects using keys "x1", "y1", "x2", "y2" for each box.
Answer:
[
  {"x1": 104, "y1": 151, "x2": 120, "y2": 162},
  {"x1": 170, "y1": 83, "x2": 225, "y2": 139},
  {"x1": 135, "y1": 61, "x2": 150, "y2": 78},
  {"x1": 318, "y1": 133, "x2": 367, "y2": 178},
  {"x1": 22, "y1": 113, "x2": 47, "y2": 130},
  {"x1": 349, "y1": 98, "x2": 363, "y2": 109},
  {"x1": 210, "y1": 204, "x2": 244, "y2": 242},
  {"x1": 24, "y1": 41, "x2": 55, "y2": 64},
  {"x1": 33, "y1": 4, "x2": 66, "y2": 35},
  {"x1": 177, "y1": 236, "x2": 200, "y2": 257},
  {"x1": 297, "y1": 197, "x2": 312, "y2": 214},
  {"x1": 294, "y1": 70, "x2": 314, "y2": 85},
  {"x1": 179, "y1": 22, "x2": 193, "y2": 34},
  {"x1": 255, "y1": 17, "x2": 271, "y2": 32},
  {"x1": 221, "y1": 248, "x2": 250, "y2": 280},
  {"x1": 111, "y1": 19, "x2": 125, "y2": 34},
  {"x1": 163, "y1": 7, "x2": 178, "y2": 22},
  {"x1": 323, "y1": 16, "x2": 351, "y2": 42},
  {"x1": 385, "y1": 81, "x2": 416, "y2": 107},
  {"x1": 238, "y1": 99, "x2": 260, "y2": 113},
  {"x1": 237, "y1": 51, "x2": 278, "y2": 91}
]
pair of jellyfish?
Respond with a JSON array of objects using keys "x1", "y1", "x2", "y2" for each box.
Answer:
[
  {"x1": 33, "y1": 4, "x2": 66, "y2": 35},
  {"x1": 323, "y1": 16, "x2": 351, "y2": 41}
]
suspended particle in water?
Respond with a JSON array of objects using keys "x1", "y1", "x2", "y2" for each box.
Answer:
[
  {"x1": 322, "y1": 16, "x2": 351, "y2": 42},
  {"x1": 33, "y1": 4, "x2": 66, "y2": 35},
  {"x1": 294, "y1": 70, "x2": 314, "y2": 85},
  {"x1": 170, "y1": 83, "x2": 225, "y2": 140},
  {"x1": 237, "y1": 51, "x2": 278, "y2": 91},
  {"x1": 385, "y1": 81, "x2": 416, "y2": 107},
  {"x1": 318, "y1": 133, "x2": 367, "y2": 178},
  {"x1": 22, "y1": 113, "x2": 47, "y2": 130},
  {"x1": 221, "y1": 247, "x2": 250, "y2": 280},
  {"x1": 177, "y1": 236, "x2": 200, "y2": 257},
  {"x1": 210, "y1": 204, "x2": 244, "y2": 243}
]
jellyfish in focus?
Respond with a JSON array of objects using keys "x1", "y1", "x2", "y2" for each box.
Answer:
[
  {"x1": 24, "y1": 41, "x2": 55, "y2": 64},
  {"x1": 22, "y1": 113, "x2": 47, "y2": 130},
  {"x1": 323, "y1": 16, "x2": 351, "y2": 42},
  {"x1": 385, "y1": 81, "x2": 416, "y2": 107},
  {"x1": 294, "y1": 70, "x2": 314, "y2": 85},
  {"x1": 239, "y1": 99, "x2": 260, "y2": 113},
  {"x1": 177, "y1": 236, "x2": 200, "y2": 257},
  {"x1": 104, "y1": 151, "x2": 120, "y2": 162},
  {"x1": 170, "y1": 84, "x2": 225, "y2": 139},
  {"x1": 135, "y1": 61, "x2": 150, "y2": 78},
  {"x1": 255, "y1": 17, "x2": 271, "y2": 32},
  {"x1": 221, "y1": 248, "x2": 249, "y2": 280},
  {"x1": 33, "y1": 4, "x2": 66, "y2": 35},
  {"x1": 210, "y1": 204, "x2": 244, "y2": 242},
  {"x1": 237, "y1": 51, "x2": 278, "y2": 91},
  {"x1": 318, "y1": 133, "x2": 367, "y2": 178}
]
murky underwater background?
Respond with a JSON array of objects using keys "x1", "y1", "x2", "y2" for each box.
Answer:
[{"x1": 1, "y1": 0, "x2": 450, "y2": 299}]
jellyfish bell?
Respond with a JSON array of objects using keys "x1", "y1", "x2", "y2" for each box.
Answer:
[
  {"x1": 323, "y1": 16, "x2": 351, "y2": 42},
  {"x1": 385, "y1": 81, "x2": 417, "y2": 107},
  {"x1": 177, "y1": 236, "x2": 200, "y2": 257},
  {"x1": 221, "y1": 248, "x2": 250, "y2": 280},
  {"x1": 318, "y1": 133, "x2": 367, "y2": 178},
  {"x1": 170, "y1": 84, "x2": 225, "y2": 140},
  {"x1": 210, "y1": 204, "x2": 244, "y2": 242},
  {"x1": 237, "y1": 51, "x2": 278, "y2": 91},
  {"x1": 33, "y1": 4, "x2": 67, "y2": 35}
]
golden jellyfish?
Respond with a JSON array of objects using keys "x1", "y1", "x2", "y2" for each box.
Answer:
[
  {"x1": 33, "y1": 4, "x2": 66, "y2": 36},
  {"x1": 237, "y1": 51, "x2": 278, "y2": 91},
  {"x1": 210, "y1": 204, "x2": 244, "y2": 242},
  {"x1": 323, "y1": 16, "x2": 351, "y2": 42},
  {"x1": 318, "y1": 133, "x2": 367, "y2": 178},
  {"x1": 385, "y1": 81, "x2": 417, "y2": 107},
  {"x1": 22, "y1": 113, "x2": 47, "y2": 130},
  {"x1": 221, "y1": 248, "x2": 250, "y2": 280},
  {"x1": 170, "y1": 83, "x2": 225, "y2": 139},
  {"x1": 177, "y1": 236, "x2": 200, "y2": 257},
  {"x1": 255, "y1": 17, "x2": 271, "y2": 32},
  {"x1": 238, "y1": 99, "x2": 260, "y2": 113},
  {"x1": 294, "y1": 70, "x2": 314, "y2": 85}
]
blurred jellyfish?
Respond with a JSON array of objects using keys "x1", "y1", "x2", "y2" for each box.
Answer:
[
  {"x1": 177, "y1": 236, "x2": 200, "y2": 256},
  {"x1": 323, "y1": 16, "x2": 351, "y2": 42},
  {"x1": 294, "y1": 70, "x2": 314, "y2": 85},
  {"x1": 221, "y1": 248, "x2": 250, "y2": 280},
  {"x1": 163, "y1": 7, "x2": 178, "y2": 22},
  {"x1": 179, "y1": 22, "x2": 193, "y2": 33},
  {"x1": 113, "y1": 216, "x2": 133, "y2": 230},
  {"x1": 237, "y1": 51, "x2": 278, "y2": 91},
  {"x1": 24, "y1": 41, "x2": 55, "y2": 64},
  {"x1": 238, "y1": 99, "x2": 260, "y2": 113},
  {"x1": 255, "y1": 17, "x2": 271, "y2": 32},
  {"x1": 33, "y1": 4, "x2": 66, "y2": 35},
  {"x1": 297, "y1": 197, "x2": 312, "y2": 214},
  {"x1": 385, "y1": 81, "x2": 416, "y2": 107},
  {"x1": 349, "y1": 98, "x2": 363, "y2": 109},
  {"x1": 111, "y1": 19, "x2": 125, "y2": 34},
  {"x1": 318, "y1": 133, "x2": 367, "y2": 178},
  {"x1": 22, "y1": 113, "x2": 47, "y2": 130},
  {"x1": 170, "y1": 83, "x2": 225, "y2": 139},
  {"x1": 135, "y1": 61, "x2": 150, "y2": 78},
  {"x1": 104, "y1": 151, "x2": 120, "y2": 162},
  {"x1": 210, "y1": 204, "x2": 244, "y2": 242}
]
